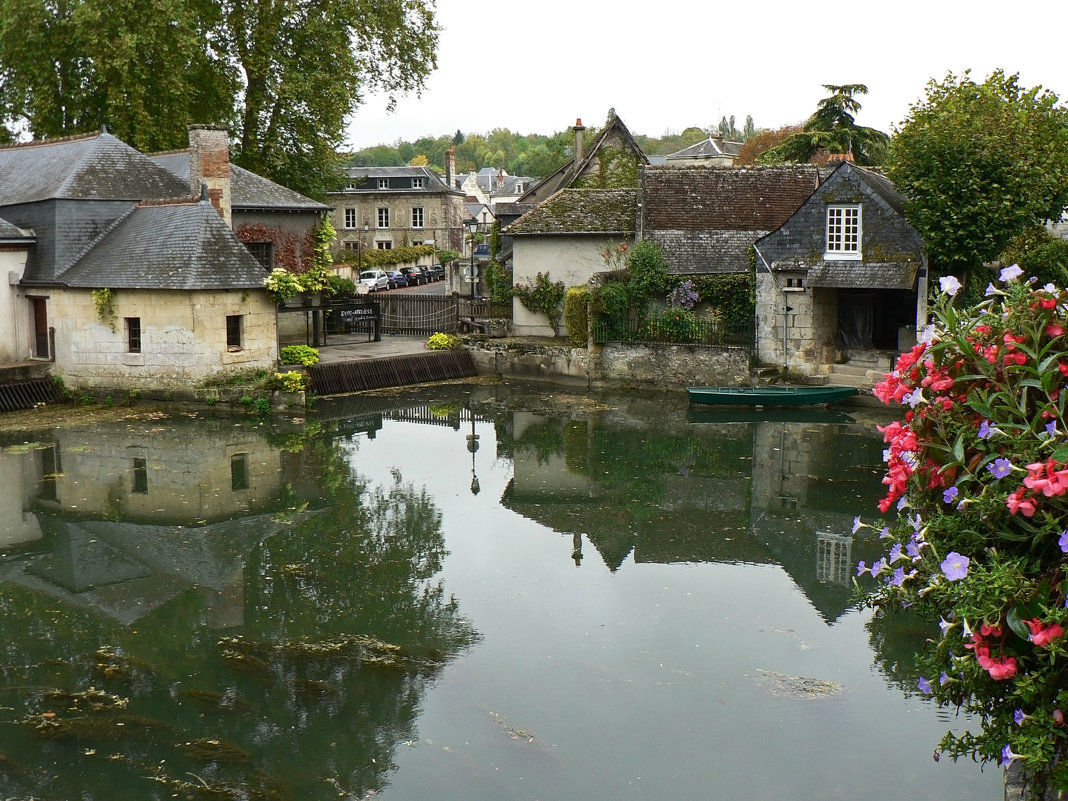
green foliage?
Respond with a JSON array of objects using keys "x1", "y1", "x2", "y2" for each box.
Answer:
[
  {"x1": 323, "y1": 274, "x2": 357, "y2": 297},
  {"x1": 563, "y1": 287, "x2": 589, "y2": 346},
  {"x1": 513, "y1": 272, "x2": 566, "y2": 334},
  {"x1": 644, "y1": 307, "x2": 701, "y2": 343},
  {"x1": 437, "y1": 250, "x2": 460, "y2": 265},
  {"x1": 626, "y1": 240, "x2": 669, "y2": 310},
  {"x1": 0, "y1": 0, "x2": 439, "y2": 199},
  {"x1": 252, "y1": 396, "x2": 271, "y2": 414},
  {"x1": 263, "y1": 268, "x2": 302, "y2": 305},
  {"x1": 484, "y1": 260, "x2": 513, "y2": 303},
  {"x1": 759, "y1": 84, "x2": 889, "y2": 165},
  {"x1": 859, "y1": 268, "x2": 1068, "y2": 793},
  {"x1": 335, "y1": 244, "x2": 435, "y2": 269},
  {"x1": 1002, "y1": 228, "x2": 1068, "y2": 289},
  {"x1": 425, "y1": 332, "x2": 460, "y2": 350},
  {"x1": 280, "y1": 345, "x2": 320, "y2": 366},
  {"x1": 90, "y1": 288, "x2": 115, "y2": 326},
  {"x1": 686, "y1": 274, "x2": 755, "y2": 335},
  {"x1": 886, "y1": 70, "x2": 1068, "y2": 276}
]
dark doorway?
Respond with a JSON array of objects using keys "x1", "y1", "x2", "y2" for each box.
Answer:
[{"x1": 31, "y1": 297, "x2": 49, "y2": 359}]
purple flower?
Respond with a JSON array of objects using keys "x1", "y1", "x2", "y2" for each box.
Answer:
[
  {"x1": 906, "y1": 540, "x2": 922, "y2": 559},
  {"x1": 987, "y1": 458, "x2": 1012, "y2": 479},
  {"x1": 1059, "y1": 530, "x2": 1068, "y2": 553},
  {"x1": 852, "y1": 516, "x2": 863, "y2": 534},
  {"x1": 878, "y1": 526, "x2": 890, "y2": 539},
  {"x1": 939, "y1": 671, "x2": 951, "y2": 686},
  {"x1": 1000, "y1": 264, "x2": 1024, "y2": 282},
  {"x1": 939, "y1": 275, "x2": 962, "y2": 296},
  {"x1": 1047, "y1": 421, "x2": 1058, "y2": 438},
  {"x1": 941, "y1": 551, "x2": 970, "y2": 581},
  {"x1": 889, "y1": 567, "x2": 908, "y2": 586},
  {"x1": 938, "y1": 617, "x2": 955, "y2": 637},
  {"x1": 1014, "y1": 709, "x2": 1029, "y2": 726},
  {"x1": 918, "y1": 324, "x2": 936, "y2": 345},
  {"x1": 889, "y1": 543, "x2": 904, "y2": 563},
  {"x1": 902, "y1": 387, "x2": 924, "y2": 408},
  {"x1": 1000, "y1": 744, "x2": 1025, "y2": 768},
  {"x1": 856, "y1": 560, "x2": 869, "y2": 576},
  {"x1": 917, "y1": 676, "x2": 932, "y2": 694},
  {"x1": 978, "y1": 420, "x2": 997, "y2": 439},
  {"x1": 943, "y1": 486, "x2": 959, "y2": 504},
  {"x1": 984, "y1": 282, "x2": 1002, "y2": 297}
]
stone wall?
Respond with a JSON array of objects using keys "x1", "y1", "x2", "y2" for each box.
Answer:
[
  {"x1": 51, "y1": 287, "x2": 278, "y2": 391},
  {"x1": 755, "y1": 277, "x2": 839, "y2": 375},
  {"x1": 468, "y1": 338, "x2": 751, "y2": 390}
]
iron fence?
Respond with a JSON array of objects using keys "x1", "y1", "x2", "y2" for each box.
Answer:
[
  {"x1": 372, "y1": 295, "x2": 511, "y2": 336},
  {"x1": 593, "y1": 316, "x2": 752, "y2": 348}
]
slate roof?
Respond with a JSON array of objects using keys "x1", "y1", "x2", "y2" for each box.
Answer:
[
  {"x1": 805, "y1": 261, "x2": 920, "y2": 290},
  {"x1": 0, "y1": 130, "x2": 190, "y2": 204},
  {"x1": 340, "y1": 165, "x2": 461, "y2": 195},
  {"x1": 0, "y1": 217, "x2": 32, "y2": 242},
  {"x1": 520, "y1": 113, "x2": 650, "y2": 202},
  {"x1": 506, "y1": 189, "x2": 637, "y2": 236},
  {"x1": 642, "y1": 165, "x2": 821, "y2": 273},
  {"x1": 59, "y1": 197, "x2": 268, "y2": 290},
  {"x1": 665, "y1": 137, "x2": 742, "y2": 161},
  {"x1": 150, "y1": 151, "x2": 330, "y2": 212}
]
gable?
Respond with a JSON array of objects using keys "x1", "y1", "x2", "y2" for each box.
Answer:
[{"x1": 754, "y1": 161, "x2": 925, "y2": 286}]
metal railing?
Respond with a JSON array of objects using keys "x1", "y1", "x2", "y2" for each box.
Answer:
[{"x1": 593, "y1": 316, "x2": 752, "y2": 348}]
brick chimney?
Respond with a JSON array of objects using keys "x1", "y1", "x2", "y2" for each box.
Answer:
[
  {"x1": 573, "y1": 118, "x2": 586, "y2": 168},
  {"x1": 188, "y1": 125, "x2": 232, "y2": 227},
  {"x1": 445, "y1": 146, "x2": 456, "y2": 189}
]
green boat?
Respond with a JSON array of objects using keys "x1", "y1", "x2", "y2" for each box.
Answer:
[{"x1": 685, "y1": 384, "x2": 859, "y2": 407}]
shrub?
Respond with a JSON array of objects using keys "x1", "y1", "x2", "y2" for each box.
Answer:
[
  {"x1": 857, "y1": 266, "x2": 1068, "y2": 793},
  {"x1": 267, "y1": 370, "x2": 309, "y2": 393},
  {"x1": 563, "y1": 287, "x2": 589, "y2": 346},
  {"x1": 263, "y1": 268, "x2": 302, "y2": 305},
  {"x1": 645, "y1": 307, "x2": 700, "y2": 343},
  {"x1": 426, "y1": 332, "x2": 460, "y2": 350},
  {"x1": 280, "y1": 345, "x2": 320, "y2": 366},
  {"x1": 513, "y1": 272, "x2": 566, "y2": 334}
]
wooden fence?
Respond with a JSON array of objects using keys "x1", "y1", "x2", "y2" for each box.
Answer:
[{"x1": 373, "y1": 295, "x2": 511, "y2": 335}]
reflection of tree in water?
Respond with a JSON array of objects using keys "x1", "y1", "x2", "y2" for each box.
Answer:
[
  {"x1": 866, "y1": 604, "x2": 933, "y2": 695},
  {"x1": 0, "y1": 428, "x2": 478, "y2": 801}
]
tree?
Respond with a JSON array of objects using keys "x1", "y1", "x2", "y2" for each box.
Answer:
[
  {"x1": 886, "y1": 70, "x2": 1068, "y2": 277},
  {"x1": 759, "y1": 84, "x2": 889, "y2": 166},
  {"x1": 0, "y1": 0, "x2": 440, "y2": 199},
  {"x1": 734, "y1": 124, "x2": 804, "y2": 165}
]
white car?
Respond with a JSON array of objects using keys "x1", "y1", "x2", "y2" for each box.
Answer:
[{"x1": 359, "y1": 269, "x2": 389, "y2": 292}]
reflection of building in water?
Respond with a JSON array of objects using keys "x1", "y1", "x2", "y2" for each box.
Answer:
[
  {"x1": 502, "y1": 411, "x2": 887, "y2": 622},
  {"x1": 0, "y1": 418, "x2": 308, "y2": 628},
  {"x1": 816, "y1": 531, "x2": 853, "y2": 585}
]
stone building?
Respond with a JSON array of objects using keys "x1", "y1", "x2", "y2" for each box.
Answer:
[
  {"x1": 0, "y1": 127, "x2": 280, "y2": 391},
  {"x1": 753, "y1": 160, "x2": 927, "y2": 376},
  {"x1": 326, "y1": 150, "x2": 466, "y2": 255}
]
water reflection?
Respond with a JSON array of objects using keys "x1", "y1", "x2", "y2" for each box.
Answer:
[
  {"x1": 0, "y1": 389, "x2": 1001, "y2": 800},
  {"x1": 0, "y1": 414, "x2": 478, "y2": 800}
]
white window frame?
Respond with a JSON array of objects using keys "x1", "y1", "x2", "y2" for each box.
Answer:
[
  {"x1": 825, "y1": 205, "x2": 862, "y2": 260},
  {"x1": 412, "y1": 177, "x2": 424, "y2": 189},
  {"x1": 411, "y1": 206, "x2": 424, "y2": 229},
  {"x1": 377, "y1": 178, "x2": 389, "y2": 190},
  {"x1": 343, "y1": 208, "x2": 357, "y2": 229},
  {"x1": 377, "y1": 207, "x2": 390, "y2": 228}
]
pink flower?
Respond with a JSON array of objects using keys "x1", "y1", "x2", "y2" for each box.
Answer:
[
  {"x1": 1026, "y1": 619, "x2": 1064, "y2": 648},
  {"x1": 1006, "y1": 488, "x2": 1036, "y2": 517}
]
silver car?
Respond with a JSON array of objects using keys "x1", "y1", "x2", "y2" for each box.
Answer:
[{"x1": 359, "y1": 269, "x2": 389, "y2": 292}]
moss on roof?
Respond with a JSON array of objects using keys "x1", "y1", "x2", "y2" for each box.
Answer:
[{"x1": 506, "y1": 189, "x2": 636, "y2": 235}]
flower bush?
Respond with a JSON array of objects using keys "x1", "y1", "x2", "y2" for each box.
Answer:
[
  {"x1": 266, "y1": 370, "x2": 308, "y2": 393},
  {"x1": 264, "y1": 268, "x2": 302, "y2": 305},
  {"x1": 667, "y1": 279, "x2": 700, "y2": 310},
  {"x1": 279, "y1": 345, "x2": 320, "y2": 366},
  {"x1": 858, "y1": 265, "x2": 1068, "y2": 794}
]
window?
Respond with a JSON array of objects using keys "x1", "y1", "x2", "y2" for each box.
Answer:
[
  {"x1": 377, "y1": 207, "x2": 390, "y2": 228},
  {"x1": 411, "y1": 206, "x2": 424, "y2": 229},
  {"x1": 377, "y1": 178, "x2": 389, "y2": 189},
  {"x1": 226, "y1": 315, "x2": 242, "y2": 351},
  {"x1": 231, "y1": 453, "x2": 249, "y2": 490},
  {"x1": 343, "y1": 241, "x2": 360, "y2": 251},
  {"x1": 246, "y1": 241, "x2": 273, "y2": 269},
  {"x1": 132, "y1": 457, "x2": 148, "y2": 494},
  {"x1": 344, "y1": 208, "x2": 357, "y2": 229},
  {"x1": 376, "y1": 241, "x2": 393, "y2": 250},
  {"x1": 345, "y1": 179, "x2": 357, "y2": 190},
  {"x1": 825, "y1": 205, "x2": 861, "y2": 260},
  {"x1": 412, "y1": 176, "x2": 424, "y2": 189},
  {"x1": 125, "y1": 317, "x2": 141, "y2": 353}
]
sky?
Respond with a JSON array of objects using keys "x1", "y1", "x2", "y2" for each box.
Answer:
[{"x1": 345, "y1": 0, "x2": 1068, "y2": 154}]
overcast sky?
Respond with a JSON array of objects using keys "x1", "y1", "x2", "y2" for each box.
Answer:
[{"x1": 345, "y1": 0, "x2": 1067, "y2": 152}]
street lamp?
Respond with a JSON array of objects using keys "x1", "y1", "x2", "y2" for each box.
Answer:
[
  {"x1": 465, "y1": 217, "x2": 479, "y2": 302},
  {"x1": 466, "y1": 407, "x2": 480, "y2": 495}
]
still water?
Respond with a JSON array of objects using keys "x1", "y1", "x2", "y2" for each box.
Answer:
[{"x1": 0, "y1": 384, "x2": 1002, "y2": 800}]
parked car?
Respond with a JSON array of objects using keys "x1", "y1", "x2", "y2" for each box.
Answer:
[
  {"x1": 427, "y1": 263, "x2": 445, "y2": 281},
  {"x1": 399, "y1": 266, "x2": 427, "y2": 286},
  {"x1": 385, "y1": 270, "x2": 409, "y2": 290},
  {"x1": 359, "y1": 269, "x2": 388, "y2": 292}
]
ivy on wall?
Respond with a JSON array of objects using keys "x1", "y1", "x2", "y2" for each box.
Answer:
[{"x1": 235, "y1": 223, "x2": 313, "y2": 274}]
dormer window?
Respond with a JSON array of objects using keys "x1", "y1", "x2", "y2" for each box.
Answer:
[
  {"x1": 377, "y1": 178, "x2": 389, "y2": 190},
  {"x1": 345, "y1": 179, "x2": 357, "y2": 190},
  {"x1": 412, "y1": 177, "x2": 424, "y2": 189},
  {"x1": 825, "y1": 205, "x2": 861, "y2": 260}
]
